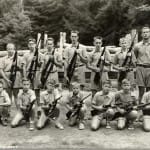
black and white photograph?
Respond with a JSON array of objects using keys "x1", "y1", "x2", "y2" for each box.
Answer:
[{"x1": 0, "y1": 0, "x2": 150, "y2": 149}]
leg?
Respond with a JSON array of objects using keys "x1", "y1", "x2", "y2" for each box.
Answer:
[
  {"x1": 143, "y1": 115, "x2": 150, "y2": 132},
  {"x1": 35, "y1": 89, "x2": 40, "y2": 106},
  {"x1": 91, "y1": 115, "x2": 102, "y2": 131},
  {"x1": 13, "y1": 88, "x2": 19, "y2": 109},
  {"x1": 78, "y1": 105, "x2": 87, "y2": 130},
  {"x1": 117, "y1": 117, "x2": 126, "y2": 130},
  {"x1": 11, "y1": 111, "x2": 24, "y2": 127},
  {"x1": 105, "y1": 108, "x2": 115, "y2": 129},
  {"x1": 0, "y1": 106, "x2": 10, "y2": 126},
  {"x1": 138, "y1": 86, "x2": 145, "y2": 104},
  {"x1": 36, "y1": 109, "x2": 47, "y2": 130},
  {"x1": 126, "y1": 110, "x2": 138, "y2": 129},
  {"x1": 28, "y1": 107, "x2": 36, "y2": 131}
]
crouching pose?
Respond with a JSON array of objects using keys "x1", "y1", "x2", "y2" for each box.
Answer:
[
  {"x1": 91, "y1": 80, "x2": 115, "y2": 131},
  {"x1": 11, "y1": 79, "x2": 36, "y2": 131},
  {"x1": 113, "y1": 79, "x2": 138, "y2": 130},
  {"x1": 141, "y1": 91, "x2": 150, "y2": 132},
  {"x1": 65, "y1": 82, "x2": 88, "y2": 130},
  {"x1": 0, "y1": 81, "x2": 11, "y2": 126},
  {"x1": 36, "y1": 79, "x2": 64, "y2": 130}
]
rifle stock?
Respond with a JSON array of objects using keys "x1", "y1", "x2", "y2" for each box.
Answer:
[
  {"x1": 9, "y1": 50, "x2": 18, "y2": 89},
  {"x1": 27, "y1": 36, "x2": 41, "y2": 86},
  {"x1": 47, "y1": 95, "x2": 62, "y2": 119},
  {"x1": 41, "y1": 49, "x2": 55, "y2": 88},
  {"x1": 93, "y1": 47, "x2": 106, "y2": 85},
  {"x1": 67, "y1": 93, "x2": 91, "y2": 119},
  {"x1": 66, "y1": 44, "x2": 79, "y2": 85},
  {"x1": 24, "y1": 100, "x2": 36, "y2": 121},
  {"x1": 118, "y1": 33, "x2": 137, "y2": 83}
]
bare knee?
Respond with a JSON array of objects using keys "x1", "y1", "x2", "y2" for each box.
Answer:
[
  {"x1": 91, "y1": 116, "x2": 101, "y2": 131},
  {"x1": 117, "y1": 117, "x2": 126, "y2": 130}
]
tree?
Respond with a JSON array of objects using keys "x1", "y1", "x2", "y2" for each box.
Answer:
[{"x1": 0, "y1": 3, "x2": 31, "y2": 49}]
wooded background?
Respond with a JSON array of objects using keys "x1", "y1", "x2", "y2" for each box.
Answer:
[{"x1": 0, "y1": 0, "x2": 150, "y2": 49}]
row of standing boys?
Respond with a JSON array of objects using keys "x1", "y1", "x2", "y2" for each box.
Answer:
[{"x1": 0, "y1": 26, "x2": 150, "y2": 132}]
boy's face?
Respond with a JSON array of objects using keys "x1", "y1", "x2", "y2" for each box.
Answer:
[
  {"x1": 7, "y1": 44, "x2": 15, "y2": 55},
  {"x1": 28, "y1": 41, "x2": 36, "y2": 51},
  {"x1": 0, "y1": 83, "x2": 3, "y2": 93},
  {"x1": 47, "y1": 84, "x2": 54, "y2": 92},
  {"x1": 72, "y1": 85, "x2": 80, "y2": 95},
  {"x1": 102, "y1": 84, "x2": 111, "y2": 93},
  {"x1": 94, "y1": 38, "x2": 102, "y2": 49},
  {"x1": 47, "y1": 40, "x2": 54, "y2": 50},
  {"x1": 23, "y1": 81, "x2": 30, "y2": 91},
  {"x1": 142, "y1": 27, "x2": 150, "y2": 40},
  {"x1": 122, "y1": 83, "x2": 131, "y2": 91},
  {"x1": 71, "y1": 32, "x2": 79, "y2": 44}
]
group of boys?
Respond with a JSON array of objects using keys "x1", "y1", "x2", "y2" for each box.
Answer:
[{"x1": 0, "y1": 25, "x2": 150, "y2": 132}]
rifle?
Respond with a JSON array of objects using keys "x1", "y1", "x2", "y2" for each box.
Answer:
[
  {"x1": 93, "y1": 47, "x2": 106, "y2": 86},
  {"x1": 27, "y1": 36, "x2": 41, "y2": 87},
  {"x1": 41, "y1": 49, "x2": 55, "y2": 88},
  {"x1": 9, "y1": 50, "x2": 18, "y2": 89},
  {"x1": 125, "y1": 102, "x2": 150, "y2": 112},
  {"x1": 46, "y1": 96, "x2": 62, "y2": 120},
  {"x1": 66, "y1": 93, "x2": 91, "y2": 120},
  {"x1": 23, "y1": 100, "x2": 36, "y2": 122},
  {"x1": 66, "y1": 44, "x2": 79, "y2": 85},
  {"x1": 118, "y1": 33, "x2": 137, "y2": 83}
]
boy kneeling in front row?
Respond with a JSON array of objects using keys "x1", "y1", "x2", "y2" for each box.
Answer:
[
  {"x1": 0, "y1": 81, "x2": 11, "y2": 126},
  {"x1": 113, "y1": 79, "x2": 138, "y2": 130},
  {"x1": 36, "y1": 79, "x2": 64, "y2": 130},
  {"x1": 11, "y1": 79, "x2": 36, "y2": 131},
  {"x1": 65, "y1": 82, "x2": 87, "y2": 130},
  {"x1": 91, "y1": 80, "x2": 115, "y2": 131}
]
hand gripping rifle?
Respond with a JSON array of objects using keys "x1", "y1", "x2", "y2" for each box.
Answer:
[
  {"x1": 66, "y1": 93, "x2": 91, "y2": 120},
  {"x1": 27, "y1": 36, "x2": 41, "y2": 87},
  {"x1": 46, "y1": 96, "x2": 62, "y2": 120},
  {"x1": 93, "y1": 47, "x2": 106, "y2": 85},
  {"x1": 24, "y1": 99, "x2": 36, "y2": 122},
  {"x1": 41, "y1": 49, "x2": 55, "y2": 88},
  {"x1": 118, "y1": 33, "x2": 137, "y2": 83},
  {"x1": 66, "y1": 44, "x2": 79, "y2": 85}
]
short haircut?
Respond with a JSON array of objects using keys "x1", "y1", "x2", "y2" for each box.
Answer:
[
  {"x1": 6, "y1": 43, "x2": 15, "y2": 49},
  {"x1": 47, "y1": 37, "x2": 54, "y2": 42},
  {"x1": 122, "y1": 79, "x2": 130, "y2": 85},
  {"x1": 102, "y1": 80, "x2": 111, "y2": 86},
  {"x1": 22, "y1": 78, "x2": 31, "y2": 83},
  {"x1": 71, "y1": 30, "x2": 79, "y2": 36},
  {"x1": 93, "y1": 36, "x2": 103, "y2": 41},
  {"x1": 142, "y1": 25, "x2": 150, "y2": 31},
  {"x1": 47, "y1": 79, "x2": 56, "y2": 86},
  {"x1": 71, "y1": 82, "x2": 80, "y2": 88},
  {"x1": 28, "y1": 38, "x2": 36, "y2": 43}
]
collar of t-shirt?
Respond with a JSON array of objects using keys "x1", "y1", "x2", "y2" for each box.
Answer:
[
  {"x1": 142, "y1": 40, "x2": 150, "y2": 45},
  {"x1": 98, "y1": 91, "x2": 112, "y2": 99}
]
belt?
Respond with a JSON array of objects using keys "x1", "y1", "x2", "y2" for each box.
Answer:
[
  {"x1": 137, "y1": 64, "x2": 150, "y2": 68},
  {"x1": 47, "y1": 70, "x2": 57, "y2": 73},
  {"x1": 75, "y1": 64, "x2": 84, "y2": 68}
]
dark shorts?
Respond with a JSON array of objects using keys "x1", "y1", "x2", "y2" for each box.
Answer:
[
  {"x1": 136, "y1": 66, "x2": 150, "y2": 87},
  {"x1": 142, "y1": 109, "x2": 150, "y2": 116},
  {"x1": 44, "y1": 107, "x2": 60, "y2": 120}
]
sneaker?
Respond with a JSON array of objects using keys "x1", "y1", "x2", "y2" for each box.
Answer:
[
  {"x1": 127, "y1": 123, "x2": 134, "y2": 130},
  {"x1": 29, "y1": 122, "x2": 35, "y2": 131},
  {"x1": 55, "y1": 123, "x2": 64, "y2": 130},
  {"x1": 78, "y1": 122, "x2": 85, "y2": 130},
  {"x1": 1, "y1": 118, "x2": 8, "y2": 126},
  {"x1": 106, "y1": 122, "x2": 111, "y2": 129}
]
